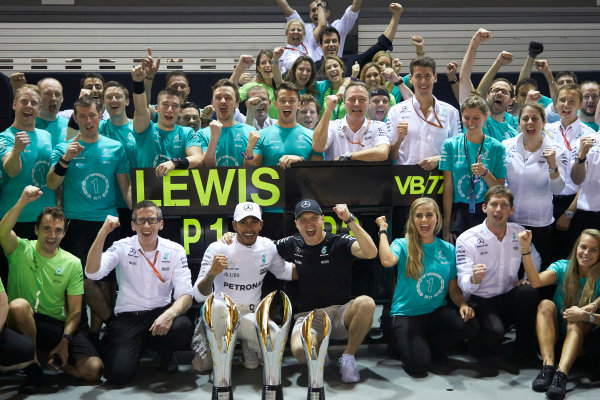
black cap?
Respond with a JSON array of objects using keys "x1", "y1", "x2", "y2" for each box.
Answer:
[{"x1": 294, "y1": 199, "x2": 323, "y2": 219}]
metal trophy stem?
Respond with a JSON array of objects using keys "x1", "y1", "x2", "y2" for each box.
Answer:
[
  {"x1": 202, "y1": 292, "x2": 240, "y2": 400},
  {"x1": 301, "y1": 309, "x2": 331, "y2": 400},
  {"x1": 255, "y1": 290, "x2": 292, "y2": 400}
]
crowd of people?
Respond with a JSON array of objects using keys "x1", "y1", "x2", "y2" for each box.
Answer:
[{"x1": 1, "y1": 1, "x2": 600, "y2": 399}]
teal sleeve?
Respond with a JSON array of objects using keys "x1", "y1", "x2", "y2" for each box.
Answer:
[{"x1": 115, "y1": 145, "x2": 129, "y2": 174}]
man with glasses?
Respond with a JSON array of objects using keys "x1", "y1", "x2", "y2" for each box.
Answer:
[
  {"x1": 387, "y1": 56, "x2": 461, "y2": 169},
  {"x1": 312, "y1": 81, "x2": 390, "y2": 161},
  {"x1": 85, "y1": 200, "x2": 193, "y2": 385},
  {"x1": 456, "y1": 185, "x2": 542, "y2": 365}
]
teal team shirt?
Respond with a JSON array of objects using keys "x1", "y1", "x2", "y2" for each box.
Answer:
[
  {"x1": 482, "y1": 116, "x2": 518, "y2": 142},
  {"x1": 439, "y1": 134, "x2": 506, "y2": 204},
  {"x1": 199, "y1": 123, "x2": 252, "y2": 166},
  {"x1": 51, "y1": 135, "x2": 129, "y2": 221},
  {"x1": 36, "y1": 116, "x2": 68, "y2": 147},
  {"x1": 539, "y1": 95, "x2": 552, "y2": 109},
  {"x1": 0, "y1": 127, "x2": 56, "y2": 222},
  {"x1": 99, "y1": 119, "x2": 137, "y2": 208},
  {"x1": 505, "y1": 112, "x2": 519, "y2": 132},
  {"x1": 255, "y1": 124, "x2": 319, "y2": 165},
  {"x1": 549, "y1": 259, "x2": 600, "y2": 334},
  {"x1": 583, "y1": 121, "x2": 599, "y2": 132},
  {"x1": 391, "y1": 74, "x2": 411, "y2": 103},
  {"x1": 389, "y1": 237, "x2": 457, "y2": 316},
  {"x1": 135, "y1": 122, "x2": 201, "y2": 168}
]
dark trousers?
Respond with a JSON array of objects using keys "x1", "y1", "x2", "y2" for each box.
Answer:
[
  {"x1": 551, "y1": 194, "x2": 578, "y2": 261},
  {"x1": 389, "y1": 305, "x2": 479, "y2": 374},
  {"x1": 0, "y1": 327, "x2": 35, "y2": 369},
  {"x1": 571, "y1": 210, "x2": 600, "y2": 239},
  {"x1": 102, "y1": 307, "x2": 193, "y2": 385},
  {"x1": 469, "y1": 284, "x2": 540, "y2": 358}
]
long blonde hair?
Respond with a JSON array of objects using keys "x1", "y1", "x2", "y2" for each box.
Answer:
[
  {"x1": 562, "y1": 229, "x2": 600, "y2": 308},
  {"x1": 404, "y1": 198, "x2": 442, "y2": 280}
]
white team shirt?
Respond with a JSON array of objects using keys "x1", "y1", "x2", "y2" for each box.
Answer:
[
  {"x1": 387, "y1": 96, "x2": 461, "y2": 165},
  {"x1": 59, "y1": 108, "x2": 110, "y2": 121},
  {"x1": 86, "y1": 235, "x2": 193, "y2": 314},
  {"x1": 193, "y1": 236, "x2": 293, "y2": 307},
  {"x1": 571, "y1": 132, "x2": 600, "y2": 211},
  {"x1": 287, "y1": 6, "x2": 359, "y2": 61},
  {"x1": 325, "y1": 116, "x2": 390, "y2": 160},
  {"x1": 503, "y1": 133, "x2": 567, "y2": 227},
  {"x1": 545, "y1": 119, "x2": 596, "y2": 195},
  {"x1": 456, "y1": 220, "x2": 541, "y2": 300},
  {"x1": 256, "y1": 117, "x2": 277, "y2": 131},
  {"x1": 280, "y1": 44, "x2": 312, "y2": 75}
]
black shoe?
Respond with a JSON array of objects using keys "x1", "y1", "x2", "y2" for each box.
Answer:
[
  {"x1": 159, "y1": 353, "x2": 179, "y2": 374},
  {"x1": 532, "y1": 364, "x2": 556, "y2": 392},
  {"x1": 20, "y1": 363, "x2": 43, "y2": 394},
  {"x1": 546, "y1": 370, "x2": 568, "y2": 400}
]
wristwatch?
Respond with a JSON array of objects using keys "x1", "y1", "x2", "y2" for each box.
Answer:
[
  {"x1": 590, "y1": 312, "x2": 596, "y2": 324},
  {"x1": 344, "y1": 213, "x2": 356, "y2": 224},
  {"x1": 548, "y1": 166, "x2": 558, "y2": 174},
  {"x1": 339, "y1": 152, "x2": 352, "y2": 161}
]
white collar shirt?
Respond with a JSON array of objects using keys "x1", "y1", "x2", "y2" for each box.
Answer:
[
  {"x1": 86, "y1": 235, "x2": 192, "y2": 314},
  {"x1": 545, "y1": 118, "x2": 596, "y2": 195},
  {"x1": 193, "y1": 236, "x2": 293, "y2": 307},
  {"x1": 325, "y1": 116, "x2": 390, "y2": 160},
  {"x1": 503, "y1": 133, "x2": 567, "y2": 227},
  {"x1": 387, "y1": 96, "x2": 461, "y2": 165},
  {"x1": 286, "y1": 6, "x2": 359, "y2": 61},
  {"x1": 455, "y1": 221, "x2": 541, "y2": 300},
  {"x1": 256, "y1": 117, "x2": 277, "y2": 131},
  {"x1": 279, "y1": 44, "x2": 312, "y2": 75},
  {"x1": 571, "y1": 132, "x2": 600, "y2": 211}
]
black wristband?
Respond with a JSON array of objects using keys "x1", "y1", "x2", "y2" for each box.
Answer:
[
  {"x1": 62, "y1": 333, "x2": 73, "y2": 342},
  {"x1": 53, "y1": 162, "x2": 68, "y2": 176},
  {"x1": 394, "y1": 80, "x2": 404, "y2": 87},
  {"x1": 171, "y1": 157, "x2": 190, "y2": 169},
  {"x1": 59, "y1": 156, "x2": 71, "y2": 165},
  {"x1": 68, "y1": 114, "x2": 79, "y2": 130},
  {"x1": 378, "y1": 230, "x2": 388, "y2": 236},
  {"x1": 448, "y1": 79, "x2": 458, "y2": 84},
  {"x1": 132, "y1": 80, "x2": 145, "y2": 94},
  {"x1": 522, "y1": 251, "x2": 531, "y2": 256}
]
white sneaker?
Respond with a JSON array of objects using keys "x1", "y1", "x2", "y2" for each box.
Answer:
[
  {"x1": 192, "y1": 353, "x2": 213, "y2": 372},
  {"x1": 339, "y1": 354, "x2": 360, "y2": 383},
  {"x1": 242, "y1": 340, "x2": 260, "y2": 369}
]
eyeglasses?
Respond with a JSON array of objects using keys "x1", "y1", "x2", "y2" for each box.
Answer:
[
  {"x1": 133, "y1": 217, "x2": 161, "y2": 225},
  {"x1": 489, "y1": 87, "x2": 511, "y2": 96}
]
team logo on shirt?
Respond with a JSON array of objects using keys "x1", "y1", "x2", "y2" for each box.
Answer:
[
  {"x1": 32, "y1": 160, "x2": 51, "y2": 189},
  {"x1": 128, "y1": 248, "x2": 136, "y2": 256},
  {"x1": 82, "y1": 173, "x2": 110, "y2": 200},
  {"x1": 56, "y1": 267, "x2": 63, "y2": 274},
  {"x1": 262, "y1": 253, "x2": 266, "y2": 264},
  {"x1": 476, "y1": 238, "x2": 487, "y2": 248},
  {"x1": 416, "y1": 272, "x2": 444, "y2": 299},
  {"x1": 321, "y1": 246, "x2": 327, "y2": 255},
  {"x1": 153, "y1": 154, "x2": 171, "y2": 168},
  {"x1": 163, "y1": 252, "x2": 169, "y2": 261}
]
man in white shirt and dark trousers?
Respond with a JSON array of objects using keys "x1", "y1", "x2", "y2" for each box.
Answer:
[
  {"x1": 570, "y1": 132, "x2": 600, "y2": 236},
  {"x1": 456, "y1": 186, "x2": 542, "y2": 366},
  {"x1": 85, "y1": 200, "x2": 193, "y2": 385}
]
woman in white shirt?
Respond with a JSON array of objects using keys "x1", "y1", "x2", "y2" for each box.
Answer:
[
  {"x1": 279, "y1": 19, "x2": 311, "y2": 75},
  {"x1": 503, "y1": 103, "x2": 567, "y2": 268}
]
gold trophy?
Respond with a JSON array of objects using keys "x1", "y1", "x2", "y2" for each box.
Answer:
[
  {"x1": 254, "y1": 290, "x2": 292, "y2": 400},
  {"x1": 202, "y1": 292, "x2": 240, "y2": 400},
  {"x1": 301, "y1": 309, "x2": 331, "y2": 400}
]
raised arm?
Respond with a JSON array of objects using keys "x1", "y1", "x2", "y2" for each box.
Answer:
[
  {"x1": 571, "y1": 137, "x2": 594, "y2": 185},
  {"x1": 9, "y1": 73, "x2": 27, "y2": 96},
  {"x1": 517, "y1": 230, "x2": 557, "y2": 288},
  {"x1": 375, "y1": 216, "x2": 398, "y2": 267},
  {"x1": 230, "y1": 56, "x2": 255, "y2": 86},
  {"x1": 383, "y1": 3, "x2": 403, "y2": 43},
  {"x1": 410, "y1": 35, "x2": 424, "y2": 57},
  {"x1": 517, "y1": 41, "x2": 544, "y2": 83},
  {"x1": 275, "y1": 0, "x2": 295, "y2": 17},
  {"x1": 313, "y1": 1, "x2": 328, "y2": 44},
  {"x1": 46, "y1": 133, "x2": 84, "y2": 190},
  {"x1": 0, "y1": 186, "x2": 42, "y2": 256},
  {"x1": 476, "y1": 51, "x2": 514, "y2": 98},
  {"x1": 334, "y1": 204, "x2": 378, "y2": 259},
  {"x1": 2, "y1": 131, "x2": 30, "y2": 178},
  {"x1": 202, "y1": 121, "x2": 222, "y2": 167},
  {"x1": 131, "y1": 65, "x2": 151, "y2": 134},
  {"x1": 446, "y1": 61, "x2": 460, "y2": 102},
  {"x1": 534, "y1": 59, "x2": 558, "y2": 106},
  {"x1": 272, "y1": 47, "x2": 284, "y2": 88},
  {"x1": 311, "y1": 95, "x2": 336, "y2": 152},
  {"x1": 243, "y1": 130, "x2": 263, "y2": 167},
  {"x1": 86, "y1": 216, "x2": 120, "y2": 275},
  {"x1": 459, "y1": 28, "x2": 491, "y2": 103},
  {"x1": 142, "y1": 47, "x2": 161, "y2": 120}
]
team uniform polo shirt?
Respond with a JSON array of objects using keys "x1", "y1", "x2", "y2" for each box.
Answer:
[
  {"x1": 254, "y1": 124, "x2": 319, "y2": 165},
  {"x1": 199, "y1": 122, "x2": 253, "y2": 167},
  {"x1": 548, "y1": 259, "x2": 600, "y2": 334},
  {"x1": 439, "y1": 134, "x2": 506, "y2": 204},
  {"x1": 276, "y1": 232, "x2": 356, "y2": 313},
  {"x1": 482, "y1": 115, "x2": 518, "y2": 142},
  {"x1": 387, "y1": 96, "x2": 461, "y2": 165},
  {"x1": 546, "y1": 119, "x2": 596, "y2": 195},
  {"x1": 36, "y1": 115, "x2": 68, "y2": 147},
  {"x1": 286, "y1": 6, "x2": 359, "y2": 61},
  {"x1": 135, "y1": 122, "x2": 201, "y2": 168},
  {"x1": 505, "y1": 112, "x2": 519, "y2": 132},
  {"x1": 583, "y1": 121, "x2": 599, "y2": 132},
  {"x1": 455, "y1": 220, "x2": 541, "y2": 300},
  {"x1": 324, "y1": 117, "x2": 390, "y2": 160},
  {"x1": 7, "y1": 238, "x2": 83, "y2": 322},
  {"x1": 51, "y1": 135, "x2": 129, "y2": 221},
  {"x1": 503, "y1": 133, "x2": 568, "y2": 227},
  {"x1": 389, "y1": 237, "x2": 456, "y2": 316},
  {"x1": 100, "y1": 119, "x2": 137, "y2": 208},
  {"x1": 571, "y1": 132, "x2": 600, "y2": 212},
  {"x1": 280, "y1": 44, "x2": 313, "y2": 75},
  {"x1": 0, "y1": 127, "x2": 55, "y2": 222},
  {"x1": 86, "y1": 235, "x2": 192, "y2": 314},
  {"x1": 193, "y1": 236, "x2": 293, "y2": 306}
]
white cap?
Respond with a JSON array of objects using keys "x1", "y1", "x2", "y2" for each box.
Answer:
[{"x1": 233, "y1": 202, "x2": 262, "y2": 222}]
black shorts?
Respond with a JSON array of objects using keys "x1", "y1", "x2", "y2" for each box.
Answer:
[{"x1": 34, "y1": 313, "x2": 99, "y2": 365}]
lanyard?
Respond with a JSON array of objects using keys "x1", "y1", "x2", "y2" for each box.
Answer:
[
  {"x1": 138, "y1": 249, "x2": 166, "y2": 283},
  {"x1": 412, "y1": 97, "x2": 443, "y2": 129},
  {"x1": 342, "y1": 119, "x2": 372, "y2": 147},
  {"x1": 464, "y1": 134, "x2": 486, "y2": 213},
  {"x1": 559, "y1": 125, "x2": 572, "y2": 151},
  {"x1": 284, "y1": 43, "x2": 308, "y2": 56}
]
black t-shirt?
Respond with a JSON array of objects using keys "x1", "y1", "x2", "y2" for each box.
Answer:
[{"x1": 275, "y1": 232, "x2": 356, "y2": 313}]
